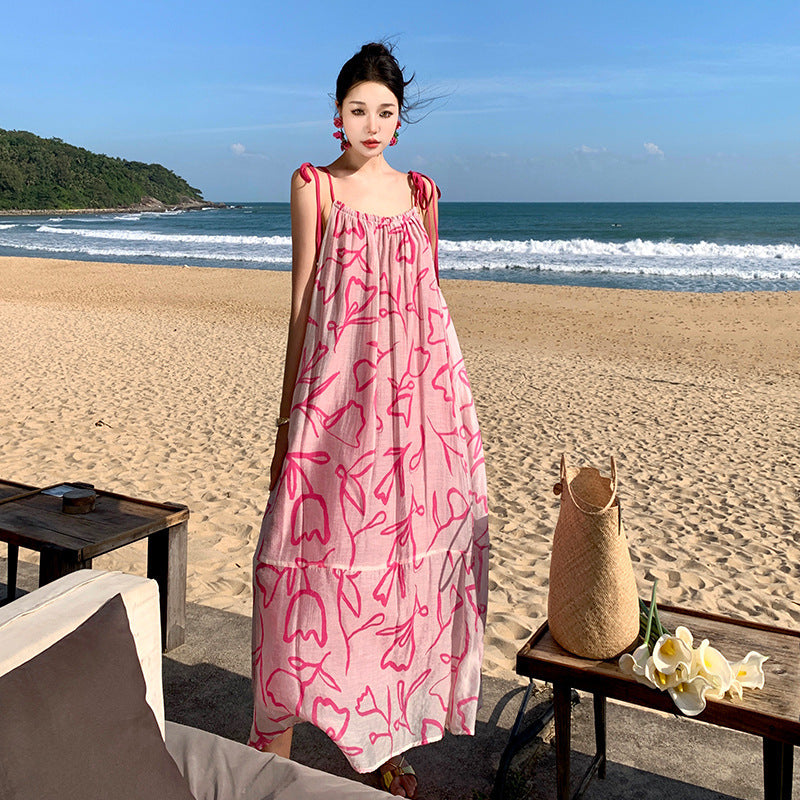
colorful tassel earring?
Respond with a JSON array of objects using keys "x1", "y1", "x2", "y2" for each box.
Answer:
[
  {"x1": 389, "y1": 120, "x2": 401, "y2": 146},
  {"x1": 333, "y1": 115, "x2": 350, "y2": 151}
]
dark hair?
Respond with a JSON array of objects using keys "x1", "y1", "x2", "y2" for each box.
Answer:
[{"x1": 336, "y1": 42, "x2": 414, "y2": 119}]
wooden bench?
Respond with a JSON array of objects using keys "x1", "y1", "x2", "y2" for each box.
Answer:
[
  {"x1": 0, "y1": 481, "x2": 188, "y2": 651},
  {"x1": 498, "y1": 606, "x2": 800, "y2": 799}
]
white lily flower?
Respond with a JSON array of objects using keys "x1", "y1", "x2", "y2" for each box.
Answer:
[
  {"x1": 644, "y1": 659, "x2": 683, "y2": 690},
  {"x1": 621, "y1": 583, "x2": 768, "y2": 717},
  {"x1": 693, "y1": 638, "x2": 734, "y2": 700},
  {"x1": 668, "y1": 674, "x2": 713, "y2": 716},
  {"x1": 652, "y1": 632, "x2": 693, "y2": 675},
  {"x1": 730, "y1": 651, "x2": 768, "y2": 695},
  {"x1": 728, "y1": 681, "x2": 744, "y2": 701},
  {"x1": 674, "y1": 626, "x2": 694, "y2": 648},
  {"x1": 619, "y1": 644, "x2": 657, "y2": 687}
]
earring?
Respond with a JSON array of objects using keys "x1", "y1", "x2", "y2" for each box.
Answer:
[
  {"x1": 389, "y1": 120, "x2": 401, "y2": 147},
  {"x1": 333, "y1": 115, "x2": 351, "y2": 151}
]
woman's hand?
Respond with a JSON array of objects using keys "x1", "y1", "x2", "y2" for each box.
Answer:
[{"x1": 270, "y1": 426, "x2": 290, "y2": 491}]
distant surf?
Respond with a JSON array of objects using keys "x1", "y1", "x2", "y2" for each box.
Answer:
[{"x1": 2, "y1": 201, "x2": 800, "y2": 292}]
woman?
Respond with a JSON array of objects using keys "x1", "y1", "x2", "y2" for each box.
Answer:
[{"x1": 249, "y1": 42, "x2": 488, "y2": 798}]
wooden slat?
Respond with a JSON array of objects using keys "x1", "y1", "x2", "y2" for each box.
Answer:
[
  {"x1": 0, "y1": 480, "x2": 39, "y2": 504},
  {"x1": 658, "y1": 602, "x2": 800, "y2": 638},
  {"x1": 517, "y1": 609, "x2": 800, "y2": 745}
]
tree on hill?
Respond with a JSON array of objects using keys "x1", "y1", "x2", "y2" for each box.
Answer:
[{"x1": 0, "y1": 129, "x2": 206, "y2": 210}]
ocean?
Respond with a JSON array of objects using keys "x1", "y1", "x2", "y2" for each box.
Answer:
[{"x1": 2, "y1": 202, "x2": 799, "y2": 292}]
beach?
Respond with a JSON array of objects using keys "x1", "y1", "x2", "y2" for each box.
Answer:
[{"x1": 2, "y1": 255, "x2": 799, "y2": 682}]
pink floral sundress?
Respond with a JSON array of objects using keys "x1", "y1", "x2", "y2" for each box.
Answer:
[{"x1": 249, "y1": 164, "x2": 489, "y2": 773}]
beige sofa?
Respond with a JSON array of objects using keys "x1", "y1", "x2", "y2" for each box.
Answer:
[{"x1": 0, "y1": 569, "x2": 385, "y2": 799}]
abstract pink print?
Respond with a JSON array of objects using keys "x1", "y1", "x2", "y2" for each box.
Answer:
[{"x1": 250, "y1": 167, "x2": 488, "y2": 773}]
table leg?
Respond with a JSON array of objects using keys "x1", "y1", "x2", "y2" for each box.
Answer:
[
  {"x1": 2, "y1": 544, "x2": 19, "y2": 605},
  {"x1": 594, "y1": 694, "x2": 607, "y2": 780},
  {"x1": 554, "y1": 680, "x2": 572, "y2": 800},
  {"x1": 147, "y1": 521, "x2": 187, "y2": 651},
  {"x1": 39, "y1": 550, "x2": 90, "y2": 585},
  {"x1": 571, "y1": 693, "x2": 607, "y2": 798},
  {"x1": 763, "y1": 737, "x2": 793, "y2": 800}
]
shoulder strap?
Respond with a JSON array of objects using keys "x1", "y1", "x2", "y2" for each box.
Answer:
[
  {"x1": 409, "y1": 171, "x2": 442, "y2": 283},
  {"x1": 298, "y1": 163, "x2": 335, "y2": 260},
  {"x1": 317, "y1": 166, "x2": 336, "y2": 202}
]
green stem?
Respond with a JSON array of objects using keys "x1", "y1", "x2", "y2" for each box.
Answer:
[{"x1": 643, "y1": 580, "x2": 658, "y2": 648}]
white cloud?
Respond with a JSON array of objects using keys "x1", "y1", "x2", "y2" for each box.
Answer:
[
  {"x1": 229, "y1": 142, "x2": 271, "y2": 161},
  {"x1": 576, "y1": 145, "x2": 607, "y2": 154},
  {"x1": 644, "y1": 142, "x2": 664, "y2": 158}
]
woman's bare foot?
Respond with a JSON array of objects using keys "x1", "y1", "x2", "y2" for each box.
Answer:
[
  {"x1": 378, "y1": 755, "x2": 418, "y2": 798},
  {"x1": 257, "y1": 726, "x2": 293, "y2": 759}
]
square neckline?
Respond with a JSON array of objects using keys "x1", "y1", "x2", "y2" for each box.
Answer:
[
  {"x1": 317, "y1": 166, "x2": 421, "y2": 222},
  {"x1": 331, "y1": 198, "x2": 420, "y2": 223}
]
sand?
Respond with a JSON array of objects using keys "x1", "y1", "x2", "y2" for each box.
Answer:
[{"x1": 2, "y1": 256, "x2": 799, "y2": 682}]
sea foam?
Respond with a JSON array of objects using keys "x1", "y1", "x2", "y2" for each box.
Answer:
[
  {"x1": 0, "y1": 238, "x2": 289, "y2": 264},
  {"x1": 438, "y1": 237, "x2": 800, "y2": 261},
  {"x1": 35, "y1": 226, "x2": 291, "y2": 246}
]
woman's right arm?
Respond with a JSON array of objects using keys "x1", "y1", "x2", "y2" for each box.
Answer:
[{"x1": 269, "y1": 169, "x2": 321, "y2": 490}]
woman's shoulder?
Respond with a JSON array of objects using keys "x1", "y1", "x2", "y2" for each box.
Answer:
[
  {"x1": 291, "y1": 163, "x2": 337, "y2": 197},
  {"x1": 293, "y1": 163, "x2": 323, "y2": 185}
]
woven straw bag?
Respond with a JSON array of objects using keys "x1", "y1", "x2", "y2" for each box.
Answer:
[{"x1": 547, "y1": 454, "x2": 639, "y2": 659}]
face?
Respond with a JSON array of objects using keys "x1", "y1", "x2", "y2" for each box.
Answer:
[{"x1": 338, "y1": 81, "x2": 399, "y2": 157}]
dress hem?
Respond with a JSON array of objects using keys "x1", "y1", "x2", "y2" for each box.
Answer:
[{"x1": 344, "y1": 720, "x2": 477, "y2": 775}]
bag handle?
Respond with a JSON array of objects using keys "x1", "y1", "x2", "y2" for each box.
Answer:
[{"x1": 555, "y1": 454, "x2": 618, "y2": 516}]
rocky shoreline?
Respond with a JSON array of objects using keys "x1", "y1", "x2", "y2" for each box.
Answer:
[{"x1": 0, "y1": 196, "x2": 226, "y2": 216}]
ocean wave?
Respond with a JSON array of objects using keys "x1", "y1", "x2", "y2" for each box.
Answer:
[
  {"x1": 36, "y1": 226, "x2": 291, "y2": 246},
  {"x1": 455, "y1": 260, "x2": 800, "y2": 282},
  {"x1": 6, "y1": 217, "x2": 800, "y2": 288},
  {"x1": 438, "y1": 237, "x2": 800, "y2": 261},
  {"x1": 35, "y1": 227, "x2": 800, "y2": 262},
  {"x1": 0, "y1": 239, "x2": 290, "y2": 264},
  {"x1": 134, "y1": 210, "x2": 186, "y2": 219},
  {"x1": 439, "y1": 253, "x2": 800, "y2": 281}
]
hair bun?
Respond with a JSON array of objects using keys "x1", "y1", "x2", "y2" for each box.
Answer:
[
  {"x1": 336, "y1": 40, "x2": 411, "y2": 111},
  {"x1": 360, "y1": 42, "x2": 392, "y2": 56}
]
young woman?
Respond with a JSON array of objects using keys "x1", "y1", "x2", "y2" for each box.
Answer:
[{"x1": 249, "y1": 42, "x2": 488, "y2": 798}]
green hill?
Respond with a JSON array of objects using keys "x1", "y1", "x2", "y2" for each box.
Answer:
[{"x1": 0, "y1": 129, "x2": 210, "y2": 211}]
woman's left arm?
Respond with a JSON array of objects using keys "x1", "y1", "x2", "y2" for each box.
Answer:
[{"x1": 418, "y1": 175, "x2": 440, "y2": 281}]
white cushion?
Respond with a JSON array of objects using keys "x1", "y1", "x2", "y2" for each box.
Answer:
[
  {"x1": 0, "y1": 569, "x2": 165, "y2": 735},
  {"x1": 165, "y1": 722, "x2": 387, "y2": 800}
]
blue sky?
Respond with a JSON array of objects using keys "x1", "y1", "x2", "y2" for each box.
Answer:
[{"x1": 2, "y1": 0, "x2": 798, "y2": 202}]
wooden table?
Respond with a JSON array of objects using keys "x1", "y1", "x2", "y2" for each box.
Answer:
[
  {"x1": 0, "y1": 482, "x2": 188, "y2": 651},
  {"x1": 505, "y1": 607, "x2": 800, "y2": 800}
]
